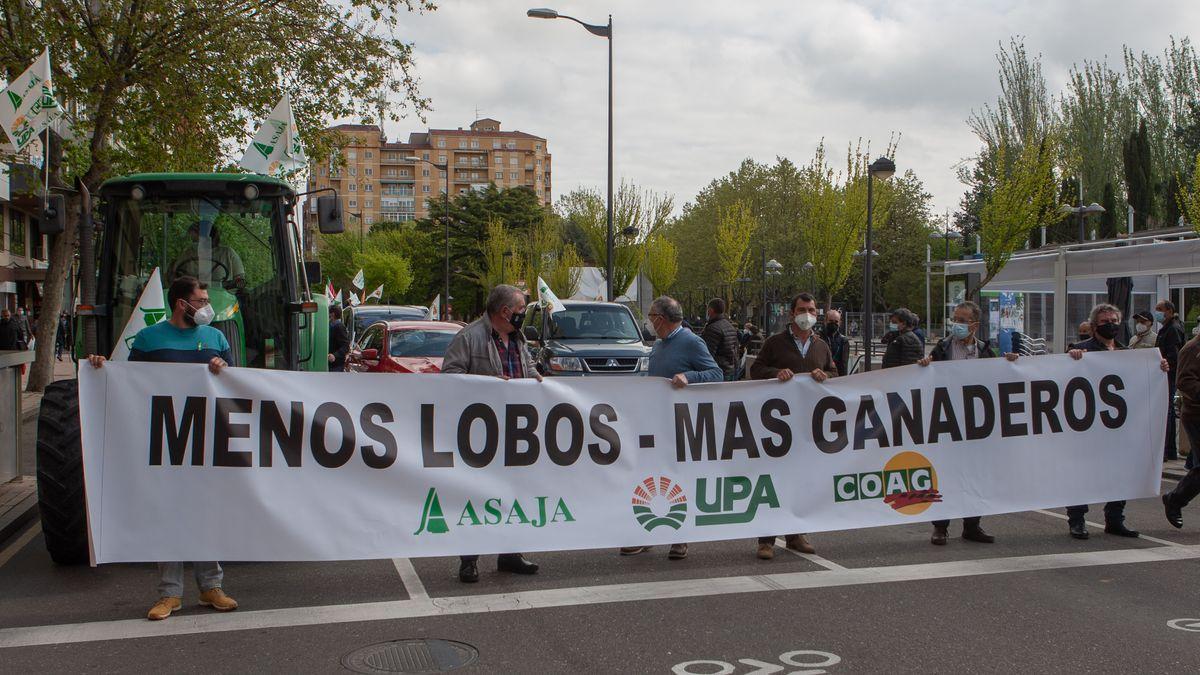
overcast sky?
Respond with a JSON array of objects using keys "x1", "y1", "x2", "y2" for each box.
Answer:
[{"x1": 376, "y1": 1, "x2": 1200, "y2": 219}]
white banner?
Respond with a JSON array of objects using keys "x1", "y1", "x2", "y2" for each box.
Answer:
[
  {"x1": 0, "y1": 48, "x2": 62, "y2": 152},
  {"x1": 238, "y1": 94, "x2": 306, "y2": 177},
  {"x1": 79, "y1": 350, "x2": 1166, "y2": 563}
]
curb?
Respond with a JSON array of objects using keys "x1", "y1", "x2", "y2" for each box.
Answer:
[{"x1": 0, "y1": 491, "x2": 38, "y2": 547}]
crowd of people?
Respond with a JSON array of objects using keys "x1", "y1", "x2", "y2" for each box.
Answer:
[
  {"x1": 78, "y1": 277, "x2": 1185, "y2": 621},
  {"x1": 0, "y1": 306, "x2": 73, "y2": 369}
]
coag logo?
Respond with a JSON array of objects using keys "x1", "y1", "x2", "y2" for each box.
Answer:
[
  {"x1": 414, "y1": 487, "x2": 575, "y2": 535},
  {"x1": 833, "y1": 451, "x2": 942, "y2": 515},
  {"x1": 632, "y1": 477, "x2": 688, "y2": 531}
]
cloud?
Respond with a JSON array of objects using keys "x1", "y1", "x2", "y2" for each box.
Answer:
[{"x1": 368, "y1": 0, "x2": 1200, "y2": 216}]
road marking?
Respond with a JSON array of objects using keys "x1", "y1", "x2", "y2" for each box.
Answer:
[
  {"x1": 2, "y1": 543, "x2": 1198, "y2": 649},
  {"x1": 1167, "y1": 618, "x2": 1200, "y2": 632},
  {"x1": 1032, "y1": 509, "x2": 1184, "y2": 547},
  {"x1": 390, "y1": 558, "x2": 428, "y2": 600},
  {"x1": 774, "y1": 538, "x2": 846, "y2": 571},
  {"x1": 0, "y1": 523, "x2": 40, "y2": 570}
]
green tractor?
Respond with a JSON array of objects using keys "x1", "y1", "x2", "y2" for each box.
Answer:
[{"x1": 36, "y1": 173, "x2": 344, "y2": 564}]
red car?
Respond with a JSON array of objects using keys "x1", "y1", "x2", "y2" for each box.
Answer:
[{"x1": 345, "y1": 320, "x2": 463, "y2": 373}]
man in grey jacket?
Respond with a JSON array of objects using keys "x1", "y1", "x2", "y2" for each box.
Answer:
[{"x1": 441, "y1": 284, "x2": 542, "y2": 583}]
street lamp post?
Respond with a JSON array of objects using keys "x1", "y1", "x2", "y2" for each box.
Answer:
[
  {"x1": 862, "y1": 157, "x2": 895, "y2": 372},
  {"x1": 528, "y1": 7, "x2": 614, "y2": 300},
  {"x1": 352, "y1": 211, "x2": 365, "y2": 253},
  {"x1": 761, "y1": 253, "x2": 782, "y2": 333},
  {"x1": 801, "y1": 261, "x2": 814, "y2": 293},
  {"x1": 405, "y1": 156, "x2": 450, "y2": 319}
]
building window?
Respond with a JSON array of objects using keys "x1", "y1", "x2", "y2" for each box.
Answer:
[
  {"x1": 458, "y1": 140, "x2": 467, "y2": 149},
  {"x1": 365, "y1": 215, "x2": 374, "y2": 225},
  {"x1": 509, "y1": 157, "x2": 517, "y2": 165},
  {"x1": 385, "y1": 169, "x2": 396, "y2": 177},
  {"x1": 349, "y1": 199, "x2": 357, "y2": 208},
  {"x1": 495, "y1": 171, "x2": 503, "y2": 180},
  {"x1": 422, "y1": 184, "x2": 431, "y2": 193},
  {"x1": 349, "y1": 184, "x2": 357, "y2": 192},
  {"x1": 30, "y1": 220, "x2": 44, "y2": 259},
  {"x1": 536, "y1": 143, "x2": 542, "y2": 150},
  {"x1": 439, "y1": 154, "x2": 446, "y2": 164},
  {"x1": 506, "y1": 142, "x2": 516, "y2": 149},
  {"x1": 437, "y1": 139, "x2": 445, "y2": 148},
  {"x1": 471, "y1": 140, "x2": 480, "y2": 149},
  {"x1": 422, "y1": 152, "x2": 430, "y2": 160},
  {"x1": 422, "y1": 168, "x2": 430, "y2": 177},
  {"x1": 400, "y1": 169, "x2": 410, "y2": 177},
  {"x1": 347, "y1": 150, "x2": 357, "y2": 159},
  {"x1": 510, "y1": 172, "x2": 518, "y2": 180},
  {"x1": 439, "y1": 171, "x2": 446, "y2": 178},
  {"x1": 365, "y1": 151, "x2": 373, "y2": 159},
  {"x1": 365, "y1": 184, "x2": 373, "y2": 192},
  {"x1": 492, "y1": 141, "x2": 501, "y2": 149},
  {"x1": 365, "y1": 200, "x2": 373, "y2": 208},
  {"x1": 349, "y1": 167, "x2": 357, "y2": 176}
]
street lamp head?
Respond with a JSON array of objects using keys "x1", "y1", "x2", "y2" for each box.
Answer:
[
  {"x1": 765, "y1": 258, "x2": 783, "y2": 272},
  {"x1": 402, "y1": 156, "x2": 420, "y2": 162},
  {"x1": 802, "y1": 261, "x2": 814, "y2": 271},
  {"x1": 869, "y1": 157, "x2": 896, "y2": 180},
  {"x1": 1084, "y1": 202, "x2": 1105, "y2": 214},
  {"x1": 621, "y1": 225, "x2": 639, "y2": 238},
  {"x1": 527, "y1": 8, "x2": 559, "y2": 18}
]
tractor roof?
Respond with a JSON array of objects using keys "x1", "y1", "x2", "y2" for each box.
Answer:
[{"x1": 100, "y1": 172, "x2": 295, "y2": 195}]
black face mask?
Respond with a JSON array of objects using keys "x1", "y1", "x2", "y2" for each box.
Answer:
[
  {"x1": 825, "y1": 322, "x2": 839, "y2": 335},
  {"x1": 509, "y1": 311, "x2": 526, "y2": 331},
  {"x1": 1078, "y1": 333, "x2": 1091, "y2": 341},
  {"x1": 1095, "y1": 322, "x2": 1120, "y2": 340}
]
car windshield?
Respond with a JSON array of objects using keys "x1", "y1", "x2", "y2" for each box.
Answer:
[
  {"x1": 389, "y1": 329, "x2": 458, "y2": 357},
  {"x1": 354, "y1": 308, "x2": 427, "y2": 333},
  {"x1": 549, "y1": 305, "x2": 641, "y2": 340}
]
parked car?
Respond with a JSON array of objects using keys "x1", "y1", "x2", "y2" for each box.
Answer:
[
  {"x1": 523, "y1": 300, "x2": 653, "y2": 376},
  {"x1": 343, "y1": 304, "x2": 430, "y2": 345},
  {"x1": 345, "y1": 320, "x2": 462, "y2": 373}
]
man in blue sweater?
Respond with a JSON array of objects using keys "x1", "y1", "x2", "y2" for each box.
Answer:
[{"x1": 622, "y1": 296, "x2": 722, "y2": 560}]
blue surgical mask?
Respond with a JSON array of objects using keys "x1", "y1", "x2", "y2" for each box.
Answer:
[
  {"x1": 888, "y1": 322, "x2": 900, "y2": 333},
  {"x1": 1153, "y1": 310, "x2": 1165, "y2": 323},
  {"x1": 949, "y1": 322, "x2": 971, "y2": 340}
]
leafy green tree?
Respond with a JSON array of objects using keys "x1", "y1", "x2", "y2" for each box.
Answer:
[
  {"x1": 559, "y1": 182, "x2": 671, "y2": 299},
  {"x1": 1099, "y1": 182, "x2": 1118, "y2": 238},
  {"x1": 545, "y1": 245, "x2": 583, "y2": 299},
  {"x1": 715, "y1": 201, "x2": 757, "y2": 300},
  {"x1": 1181, "y1": 154, "x2": 1200, "y2": 227},
  {"x1": 1124, "y1": 119, "x2": 1155, "y2": 230},
  {"x1": 0, "y1": 0, "x2": 434, "y2": 391},
  {"x1": 642, "y1": 234, "x2": 679, "y2": 296}
]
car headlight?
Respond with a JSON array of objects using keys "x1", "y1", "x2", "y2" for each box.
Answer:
[
  {"x1": 638, "y1": 357, "x2": 650, "y2": 372},
  {"x1": 549, "y1": 356, "x2": 583, "y2": 372}
]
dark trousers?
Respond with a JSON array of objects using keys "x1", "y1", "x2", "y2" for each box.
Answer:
[
  {"x1": 1168, "y1": 417, "x2": 1200, "y2": 508},
  {"x1": 931, "y1": 517, "x2": 982, "y2": 531},
  {"x1": 1166, "y1": 379, "x2": 1179, "y2": 459},
  {"x1": 460, "y1": 553, "x2": 522, "y2": 565},
  {"x1": 1066, "y1": 502, "x2": 1125, "y2": 526}
]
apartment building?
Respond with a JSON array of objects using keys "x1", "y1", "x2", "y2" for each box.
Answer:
[
  {"x1": 304, "y1": 118, "x2": 551, "y2": 235},
  {"x1": 0, "y1": 163, "x2": 50, "y2": 313}
]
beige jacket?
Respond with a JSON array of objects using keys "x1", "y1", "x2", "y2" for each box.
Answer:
[{"x1": 441, "y1": 315, "x2": 537, "y2": 378}]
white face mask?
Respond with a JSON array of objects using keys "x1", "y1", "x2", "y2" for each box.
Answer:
[
  {"x1": 1135, "y1": 323, "x2": 1150, "y2": 334},
  {"x1": 793, "y1": 312, "x2": 817, "y2": 331},
  {"x1": 187, "y1": 302, "x2": 215, "y2": 326}
]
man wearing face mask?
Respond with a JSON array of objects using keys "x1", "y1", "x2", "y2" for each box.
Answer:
[
  {"x1": 441, "y1": 284, "x2": 542, "y2": 582},
  {"x1": 882, "y1": 308, "x2": 924, "y2": 369},
  {"x1": 918, "y1": 301, "x2": 1019, "y2": 545},
  {"x1": 85, "y1": 276, "x2": 237, "y2": 620},
  {"x1": 822, "y1": 309, "x2": 850, "y2": 377},
  {"x1": 1128, "y1": 311, "x2": 1158, "y2": 350},
  {"x1": 1156, "y1": 301, "x2": 1187, "y2": 461},
  {"x1": 1077, "y1": 321, "x2": 1093, "y2": 343},
  {"x1": 1065, "y1": 303, "x2": 1170, "y2": 540},
  {"x1": 748, "y1": 292, "x2": 837, "y2": 559}
]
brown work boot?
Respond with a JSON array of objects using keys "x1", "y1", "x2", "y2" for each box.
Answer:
[
  {"x1": 198, "y1": 588, "x2": 238, "y2": 612},
  {"x1": 785, "y1": 534, "x2": 815, "y2": 554},
  {"x1": 619, "y1": 546, "x2": 651, "y2": 556},
  {"x1": 931, "y1": 525, "x2": 949, "y2": 545},
  {"x1": 668, "y1": 543, "x2": 688, "y2": 560},
  {"x1": 756, "y1": 543, "x2": 775, "y2": 560},
  {"x1": 147, "y1": 596, "x2": 181, "y2": 621}
]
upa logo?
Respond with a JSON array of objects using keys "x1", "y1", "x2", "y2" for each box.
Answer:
[
  {"x1": 833, "y1": 451, "x2": 942, "y2": 515},
  {"x1": 631, "y1": 477, "x2": 688, "y2": 531}
]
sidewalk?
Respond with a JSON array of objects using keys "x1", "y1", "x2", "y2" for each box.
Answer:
[{"x1": 1, "y1": 356, "x2": 77, "y2": 544}]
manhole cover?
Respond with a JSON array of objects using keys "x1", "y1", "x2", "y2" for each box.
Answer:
[{"x1": 341, "y1": 639, "x2": 478, "y2": 673}]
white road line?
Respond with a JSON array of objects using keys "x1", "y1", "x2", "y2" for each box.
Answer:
[
  {"x1": 0, "y1": 523, "x2": 40, "y2": 570},
  {"x1": 390, "y1": 558, "x2": 428, "y2": 600},
  {"x1": 2, "y1": 543, "x2": 1197, "y2": 650},
  {"x1": 1032, "y1": 509, "x2": 1184, "y2": 547},
  {"x1": 774, "y1": 538, "x2": 846, "y2": 571}
]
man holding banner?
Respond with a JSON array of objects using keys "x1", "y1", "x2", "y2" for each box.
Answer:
[
  {"x1": 441, "y1": 284, "x2": 542, "y2": 583},
  {"x1": 1066, "y1": 303, "x2": 1169, "y2": 540},
  {"x1": 87, "y1": 276, "x2": 239, "y2": 620}
]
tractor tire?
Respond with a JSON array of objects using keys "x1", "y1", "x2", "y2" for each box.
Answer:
[{"x1": 36, "y1": 378, "x2": 89, "y2": 565}]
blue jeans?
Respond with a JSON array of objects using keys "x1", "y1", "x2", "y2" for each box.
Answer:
[{"x1": 158, "y1": 562, "x2": 223, "y2": 597}]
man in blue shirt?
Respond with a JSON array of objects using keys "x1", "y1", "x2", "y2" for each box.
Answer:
[
  {"x1": 622, "y1": 295, "x2": 722, "y2": 561},
  {"x1": 87, "y1": 275, "x2": 238, "y2": 620}
]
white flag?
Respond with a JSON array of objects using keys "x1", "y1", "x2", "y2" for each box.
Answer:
[
  {"x1": 536, "y1": 276, "x2": 567, "y2": 314},
  {"x1": 110, "y1": 268, "x2": 167, "y2": 360},
  {"x1": 0, "y1": 48, "x2": 63, "y2": 152},
  {"x1": 429, "y1": 294, "x2": 440, "y2": 320},
  {"x1": 349, "y1": 291, "x2": 361, "y2": 307},
  {"x1": 367, "y1": 284, "x2": 383, "y2": 302},
  {"x1": 352, "y1": 268, "x2": 365, "y2": 290},
  {"x1": 333, "y1": 288, "x2": 343, "y2": 305},
  {"x1": 238, "y1": 95, "x2": 307, "y2": 177}
]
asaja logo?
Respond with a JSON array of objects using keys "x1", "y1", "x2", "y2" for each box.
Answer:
[
  {"x1": 631, "y1": 477, "x2": 687, "y2": 531},
  {"x1": 833, "y1": 451, "x2": 942, "y2": 515},
  {"x1": 414, "y1": 487, "x2": 575, "y2": 535}
]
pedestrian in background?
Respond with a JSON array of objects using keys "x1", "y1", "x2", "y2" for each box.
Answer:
[
  {"x1": 918, "y1": 300, "x2": 1018, "y2": 546},
  {"x1": 1157, "y1": 300, "x2": 1187, "y2": 461},
  {"x1": 1164, "y1": 327, "x2": 1200, "y2": 528},
  {"x1": 1077, "y1": 321, "x2": 1093, "y2": 343},
  {"x1": 327, "y1": 304, "x2": 350, "y2": 372},
  {"x1": 85, "y1": 276, "x2": 239, "y2": 620},
  {"x1": 0, "y1": 308, "x2": 20, "y2": 351},
  {"x1": 701, "y1": 298, "x2": 739, "y2": 381},
  {"x1": 441, "y1": 284, "x2": 542, "y2": 583},
  {"x1": 821, "y1": 309, "x2": 850, "y2": 377},
  {"x1": 621, "y1": 295, "x2": 722, "y2": 561},
  {"x1": 1066, "y1": 303, "x2": 1170, "y2": 540},
  {"x1": 55, "y1": 312, "x2": 70, "y2": 360},
  {"x1": 1128, "y1": 311, "x2": 1157, "y2": 349},
  {"x1": 882, "y1": 308, "x2": 923, "y2": 369},
  {"x1": 749, "y1": 292, "x2": 836, "y2": 559}
]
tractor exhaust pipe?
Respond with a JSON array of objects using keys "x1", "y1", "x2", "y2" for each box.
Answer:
[{"x1": 77, "y1": 179, "x2": 97, "y2": 356}]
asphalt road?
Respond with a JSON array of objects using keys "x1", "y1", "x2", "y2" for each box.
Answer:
[{"x1": 1, "y1": 480, "x2": 1197, "y2": 674}]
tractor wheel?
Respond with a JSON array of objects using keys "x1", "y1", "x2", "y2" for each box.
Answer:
[{"x1": 36, "y1": 379, "x2": 89, "y2": 565}]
